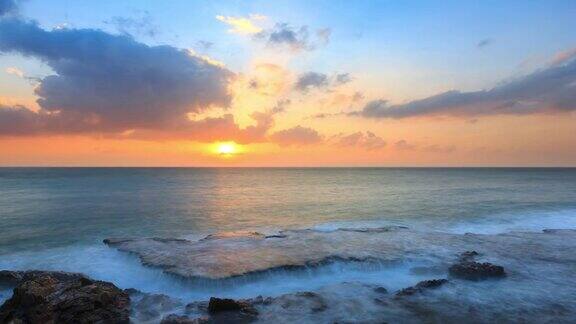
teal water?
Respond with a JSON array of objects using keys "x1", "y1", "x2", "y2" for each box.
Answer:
[{"x1": 1, "y1": 168, "x2": 576, "y2": 301}]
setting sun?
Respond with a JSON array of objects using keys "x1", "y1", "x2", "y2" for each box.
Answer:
[{"x1": 216, "y1": 142, "x2": 237, "y2": 155}]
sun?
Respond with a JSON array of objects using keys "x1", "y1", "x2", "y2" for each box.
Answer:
[{"x1": 216, "y1": 142, "x2": 237, "y2": 155}]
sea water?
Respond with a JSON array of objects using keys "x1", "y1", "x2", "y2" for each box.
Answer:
[{"x1": 1, "y1": 167, "x2": 576, "y2": 302}]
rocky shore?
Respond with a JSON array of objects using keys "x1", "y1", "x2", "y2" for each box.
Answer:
[{"x1": 2, "y1": 227, "x2": 576, "y2": 323}]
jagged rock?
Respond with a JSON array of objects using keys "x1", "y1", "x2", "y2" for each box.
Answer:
[
  {"x1": 207, "y1": 297, "x2": 258, "y2": 323},
  {"x1": 396, "y1": 279, "x2": 449, "y2": 297},
  {"x1": 0, "y1": 270, "x2": 86, "y2": 288},
  {"x1": 447, "y1": 251, "x2": 506, "y2": 281},
  {"x1": 0, "y1": 272, "x2": 130, "y2": 324},
  {"x1": 449, "y1": 261, "x2": 506, "y2": 280}
]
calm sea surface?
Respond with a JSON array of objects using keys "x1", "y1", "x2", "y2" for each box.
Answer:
[{"x1": 1, "y1": 168, "x2": 576, "y2": 254}]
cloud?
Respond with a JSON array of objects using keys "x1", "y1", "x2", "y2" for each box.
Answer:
[
  {"x1": 357, "y1": 51, "x2": 576, "y2": 119},
  {"x1": 0, "y1": 0, "x2": 18, "y2": 16},
  {"x1": 316, "y1": 28, "x2": 331, "y2": 45},
  {"x1": 0, "y1": 18, "x2": 232, "y2": 136},
  {"x1": 5, "y1": 66, "x2": 23, "y2": 77},
  {"x1": 394, "y1": 140, "x2": 416, "y2": 151},
  {"x1": 334, "y1": 73, "x2": 352, "y2": 85},
  {"x1": 550, "y1": 47, "x2": 576, "y2": 66},
  {"x1": 105, "y1": 11, "x2": 160, "y2": 38},
  {"x1": 422, "y1": 144, "x2": 457, "y2": 154},
  {"x1": 216, "y1": 14, "x2": 264, "y2": 35},
  {"x1": 477, "y1": 38, "x2": 493, "y2": 48},
  {"x1": 294, "y1": 72, "x2": 354, "y2": 93},
  {"x1": 270, "y1": 125, "x2": 322, "y2": 146},
  {"x1": 294, "y1": 72, "x2": 329, "y2": 92},
  {"x1": 333, "y1": 131, "x2": 386, "y2": 150},
  {"x1": 254, "y1": 23, "x2": 312, "y2": 51}
]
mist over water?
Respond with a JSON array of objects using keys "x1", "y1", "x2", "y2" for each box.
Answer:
[{"x1": 1, "y1": 168, "x2": 576, "y2": 303}]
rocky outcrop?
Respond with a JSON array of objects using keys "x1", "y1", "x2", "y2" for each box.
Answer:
[
  {"x1": 396, "y1": 279, "x2": 449, "y2": 297},
  {"x1": 0, "y1": 270, "x2": 86, "y2": 288},
  {"x1": 0, "y1": 272, "x2": 130, "y2": 324},
  {"x1": 207, "y1": 297, "x2": 258, "y2": 322},
  {"x1": 449, "y1": 251, "x2": 506, "y2": 281}
]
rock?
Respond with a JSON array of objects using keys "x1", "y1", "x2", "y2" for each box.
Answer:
[
  {"x1": 449, "y1": 261, "x2": 506, "y2": 281},
  {"x1": 396, "y1": 279, "x2": 449, "y2": 297},
  {"x1": 374, "y1": 287, "x2": 388, "y2": 294},
  {"x1": 0, "y1": 270, "x2": 85, "y2": 288},
  {"x1": 0, "y1": 273, "x2": 130, "y2": 323},
  {"x1": 132, "y1": 292, "x2": 183, "y2": 322},
  {"x1": 161, "y1": 313, "x2": 207, "y2": 324},
  {"x1": 207, "y1": 297, "x2": 258, "y2": 323}
]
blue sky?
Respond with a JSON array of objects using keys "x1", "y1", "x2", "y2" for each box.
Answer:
[{"x1": 1, "y1": 0, "x2": 576, "y2": 166}]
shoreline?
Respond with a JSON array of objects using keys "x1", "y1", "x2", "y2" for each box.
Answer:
[{"x1": 2, "y1": 226, "x2": 576, "y2": 322}]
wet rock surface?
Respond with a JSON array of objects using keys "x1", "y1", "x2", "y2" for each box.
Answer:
[
  {"x1": 449, "y1": 251, "x2": 506, "y2": 281},
  {"x1": 3, "y1": 228, "x2": 576, "y2": 323},
  {"x1": 396, "y1": 279, "x2": 449, "y2": 297},
  {"x1": 207, "y1": 297, "x2": 258, "y2": 323},
  {"x1": 0, "y1": 272, "x2": 130, "y2": 324},
  {"x1": 103, "y1": 227, "x2": 575, "y2": 282}
]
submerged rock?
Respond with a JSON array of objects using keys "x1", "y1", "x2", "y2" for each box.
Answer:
[
  {"x1": 449, "y1": 262, "x2": 506, "y2": 281},
  {"x1": 131, "y1": 291, "x2": 183, "y2": 322},
  {"x1": 449, "y1": 251, "x2": 506, "y2": 281},
  {"x1": 161, "y1": 313, "x2": 206, "y2": 324},
  {"x1": 396, "y1": 279, "x2": 449, "y2": 297},
  {"x1": 0, "y1": 272, "x2": 130, "y2": 324}
]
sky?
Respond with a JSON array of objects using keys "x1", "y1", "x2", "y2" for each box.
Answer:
[{"x1": 0, "y1": 0, "x2": 575, "y2": 166}]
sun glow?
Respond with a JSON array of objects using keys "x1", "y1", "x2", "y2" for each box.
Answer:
[{"x1": 215, "y1": 142, "x2": 238, "y2": 156}]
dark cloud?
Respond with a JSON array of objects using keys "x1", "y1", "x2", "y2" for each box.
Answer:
[
  {"x1": 254, "y1": 23, "x2": 330, "y2": 52},
  {"x1": 357, "y1": 54, "x2": 576, "y2": 119},
  {"x1": 271, "y1": 99, "x2": 291, "y2": 113},
  {"x1": 254, "y1": 23, "x2": 310, "y2": 51},
  {"x1": 294, "y1": 72, "x2": 329, "y2": 92},
  {"x1": 333, "y1": 131, "x2": 386, "y2": 150},
  {"x1": 270, "y1": 125, "x2": 322, "y2": 146},
  {"x1": 0, "y1": 18, "x2": 232, "y2": 135},
  {"x1": 294, "y1": 72, "x2": 353, "y2": 93},
  {"x1": 477, "y1": 38, "x2": 493, "y2": 48},
  {"x1": 0, "y1": 0, "x2": 18, "y2": 16},
  {"x1": 334, "y1": 73, "x2": 353, "y2": 85}
]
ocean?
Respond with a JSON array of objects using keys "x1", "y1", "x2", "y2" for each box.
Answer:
[{"x1": 1, "y1": 167, "x2": 576, "y2": 305}]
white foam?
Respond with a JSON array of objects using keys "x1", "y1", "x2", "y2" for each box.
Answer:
[
  {"x1": 447, "y1": 209, "x2": 576, "y2": 234},
  {"x1": 0, "y1": 244, "x2": 432, "y2": 302}
]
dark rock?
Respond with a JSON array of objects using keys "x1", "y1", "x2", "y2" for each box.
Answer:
[
  {"x1": 396, "y1": 279, "x2": 449, "y2": 297},
  {"x1": 265, "y1": 234, "x2": 288, "y2": 239},
  {"x1": 449, "y1": 262, "x2": 505, "y2": 281},
  {"x1": 207, "y1": 297, "x2": 258, "y2": 323},
  {"x1": 161, "y1": 313, "x2": 207, "y2": 324},
  {"x1": 0, "y1": 270, "x2": 86, "y2": 288},
  {"x1": 0, "y1": 273, "x2": 130, "y2": 324},
  {"x1": 374, "y1": 287, "x2": 388, "y2": 294}
]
